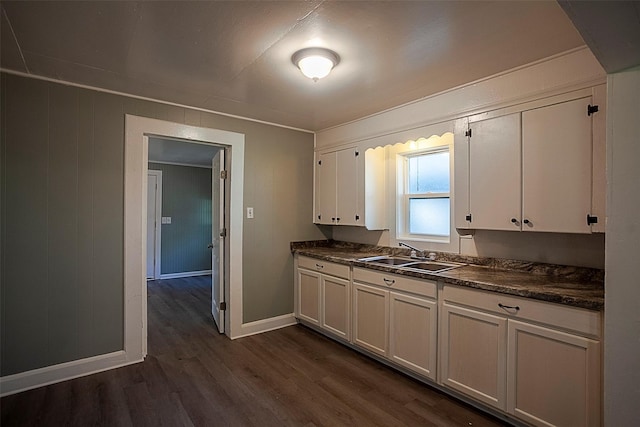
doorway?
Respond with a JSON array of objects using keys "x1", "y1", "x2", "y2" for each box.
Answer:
[
  {"x1": 124, "y1": 115, "x2": 245, "y2": 362},
  {"x1": 147, "y1": 136, "x2": 226, "y2": 333}
]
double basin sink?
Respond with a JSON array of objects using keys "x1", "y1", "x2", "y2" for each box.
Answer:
[{"x1": 357, "y1": 255, "x2": 464, "y2": 273}]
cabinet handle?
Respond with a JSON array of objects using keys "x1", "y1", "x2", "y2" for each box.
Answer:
[
  {"x1": 315, "y1": 264, "x2": 324, "y2": 269},
  {"x1": 336, "y1": 217, "x2": 340, "y2": 222},
  {"x1": 511, "y1": 218, "x2": 518, "y2": 223},
  {"x1": 383, "y1": 278, "x2": 395, "y2": 285},
  {"x1": 523, "y1": 219, "x2": 530, "y2": 224},
  {"x1": 331, "y1": 217, "x2": 336, "y2": 222},
  {"x1": 498, "y1": 303, "x2": 520, "y2": 312}
]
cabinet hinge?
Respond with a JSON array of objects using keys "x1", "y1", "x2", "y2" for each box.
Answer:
[
  {"x1": 220, "y1": 301, "x2": 227, "y2": 311},
  {"x1": 587, "y1": 104, "x2": 599, "y2": 116},
  {"x1": 220, "y1": 170, "x2": 228, "y2": 179},
  {"x1": 318, "y1": 160, "x2": 322, "y2": 166},
  {"x1": 465, "y1": 129, "x2": 472, "y2": 138},
  {"x1": 465, "y1": 214, "x2": 472, "y2": 222},
  {"x1": 317, "y1": 214, "x2": 321, "y2": 220},
  {"x1": 355, "y1": 214, "x2": 360, "y2": 221},
  {"x1": 587, "y1": 214, "x2": 598, "y2": 225},
  {"x1": 355, "y1": 151, "x2": 359, "y2": 157},
  {"x1": 219, "y1": 228, "x2": 227, "y2": 238}
]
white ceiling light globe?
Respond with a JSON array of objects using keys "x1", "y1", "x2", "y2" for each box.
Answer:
[{"x1": 292, "y1": 48, "x2": 340, "y2": 82}]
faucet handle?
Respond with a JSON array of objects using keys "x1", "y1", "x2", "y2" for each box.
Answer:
[{"x1": 427, "y1": 252, "x2": 437, "y2": 261}]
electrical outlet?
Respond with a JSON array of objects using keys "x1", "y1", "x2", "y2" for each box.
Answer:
[{"x1": 247, "y1": 207, "x2": 254, "y2": 219}]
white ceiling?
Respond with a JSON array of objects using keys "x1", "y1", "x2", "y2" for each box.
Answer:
[{"x1": 0, "y1": 1, "x2": 589, "y2": 131}]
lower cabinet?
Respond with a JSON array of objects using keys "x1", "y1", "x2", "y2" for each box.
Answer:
[
  {"x1": 296, "y1": 256, "x2": 350, "y2": 340},
  {"x1": 440, "y1": 302, "x2": 507, "y2": 409},
  {"x1": 352, "y1": 268, "x2": 437, "y2": 381},
  {"x1": 440, "y1": 285, "x2": 602, "y2": 427},
  {"x1": 507, "y1": 320, "x2": 601, "y2": 427}
]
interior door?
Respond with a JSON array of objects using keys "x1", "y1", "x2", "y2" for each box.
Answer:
[{"x1": 211, "y1": 149, "x2": 225, "y2": 333}]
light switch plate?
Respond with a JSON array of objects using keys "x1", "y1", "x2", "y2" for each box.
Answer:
[
  {"x1": 247, "y1": 207, "x2": 254, "y2": 219},
  {"x1": 162, "y1": 217, "x2": 172, "y2": 224}
]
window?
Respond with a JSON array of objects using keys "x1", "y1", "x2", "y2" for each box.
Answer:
[{"x1": 399, "y1": 148, "x2": 451, "y2": 241}]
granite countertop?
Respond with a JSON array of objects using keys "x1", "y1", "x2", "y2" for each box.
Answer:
[{"x1": 291, "y1": 240, "x2": 604, "y2": 311}]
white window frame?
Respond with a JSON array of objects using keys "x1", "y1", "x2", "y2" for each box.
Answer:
[
  {"x1": 391, "y1": 133, "x2": 459, "y2": 254},
  {"x1": 399, "y1": 147, "x2": 451, "y2": 242}
]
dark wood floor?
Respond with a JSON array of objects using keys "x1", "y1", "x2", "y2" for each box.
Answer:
[{"x1": 1, "y1": 276, "x2": 509, "y2": 426}]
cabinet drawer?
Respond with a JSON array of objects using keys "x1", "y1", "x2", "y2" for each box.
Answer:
[
  {"x1": 443, "y1": 285, "x2": 601, "y2": 338},
  {"x1": 353, "y1": 267, "x2": 436, "y2": 299},
  {"x1": 298, "y1": 256, "x2": 350, "y2": 279}
]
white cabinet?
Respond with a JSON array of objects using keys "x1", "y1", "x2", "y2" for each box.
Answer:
[
  {"x1": 456, "y1": 87, "x2": 606, "y2": 234},
  {"x1": 295, "y1": 256, "x2": 351, "y2": 340},
  {"x1": 316, "y1": 147, "x2": 360, "y2": 226},
  {"x1": 352, "y1": 282, "x2": 388, "y2": 356},
  {"x1": 440, "y1": 302, "x2": 507, "y2": 409},
  {"x1": 353, "y1": 268, "x2": 438, "y2": 380},
  {"x1": 314, "y1": 146, "x2": 386, "y2": 229},
  {"x1": 521, "y1": 97, "x2": 593, "y2": 233},
  {"x1": 467, "y1": 113, "x2": 522, "y2": 231},
  {"x1": 507, "y1": 320, "x2": 601, "y2": 427},
  {"x1": 439, "y1": 285, "x2": 602, "y2": 426}
]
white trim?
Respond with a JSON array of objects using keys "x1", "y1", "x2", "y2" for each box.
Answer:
[
  {"x1": 159, "y1": 270, "x2": 212, "y2": 280},
  {"x1": 0, "y1": 68, "x2": 313, "y2": 134},
  {"x1": 231, "y1": 313, "x2": 297, "y2": 339},
  {"x1": 0, "y1": 351, "x2": 140, "y2": 397},
  {"x1": 125, "y1": 115, "x2": 246, "y2": 365},
  {"x1": 148, "y1": 160, "x2": 212, "y2": 169},
  {"x1": 147, "y1": 170, "x2": 162, "y2": 279}
]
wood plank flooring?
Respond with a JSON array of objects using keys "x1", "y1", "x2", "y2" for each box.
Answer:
[{"x1": 1, "y1": 276, "x2": 509, "y2": 426}]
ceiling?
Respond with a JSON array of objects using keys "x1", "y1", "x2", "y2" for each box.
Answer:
[
  {"x1": 148, "y1": 137, "x2": 220, "y2": 168},
  {"x1": 0, "y1": 1, "x2": 592, "y2": 131}
]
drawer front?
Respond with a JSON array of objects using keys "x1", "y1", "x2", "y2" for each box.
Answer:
[
  {"x1": 298, "y1": 256, "x2": 350, "y2": 279},
  {"x1": 353, "y1": 267, "x2": 436, "y2": 299},
  {"x1": 442, "y1": 285, "x2": 601, "y2": 338}
]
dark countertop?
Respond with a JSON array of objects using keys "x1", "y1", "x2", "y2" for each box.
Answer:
[{"x1": 291, "y1": 240, "x2": 604, "y2": 311}]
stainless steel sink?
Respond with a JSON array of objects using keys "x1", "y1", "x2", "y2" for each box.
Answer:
[
  {"x1": 358, "y1": 256, "x2": 464, "y2": 272},
  {"x1": 401, "y1": 262, "x2": 463, "y2": 273},
  {"x1": 357, "y1": 256, "x2": 416, "y2": 266}
]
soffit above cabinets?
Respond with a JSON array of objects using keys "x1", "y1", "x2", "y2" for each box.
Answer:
[{"x1": 1, "y1": 1, "x2": 585, "y2": 131}]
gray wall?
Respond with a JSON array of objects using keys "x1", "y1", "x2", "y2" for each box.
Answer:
[
  {"x1": 148, "y1": 163, "x2": 212, "y2": 275},
  {"x1": 0, "y1": 72, "x2": 324, "y2": 376},
  {"x1": 604, "y1": 67, "x2": 640, "y2": 425}
]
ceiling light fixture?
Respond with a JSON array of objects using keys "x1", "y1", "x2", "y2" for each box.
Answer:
[{"x1": 292, "y1": 47, "x2": 340, "y2": 82}]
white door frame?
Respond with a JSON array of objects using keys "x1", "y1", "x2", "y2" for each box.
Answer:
[
  {"x1": 124, "y1": 115, "x2": 244, "y2": 361},
  {"x1": 147, "y1": 170, "x2": 162, "y2": 280}
]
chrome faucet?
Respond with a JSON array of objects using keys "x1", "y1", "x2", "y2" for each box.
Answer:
[{"x1": 399, "y1": 242, "x2": 423, "y2": 258}]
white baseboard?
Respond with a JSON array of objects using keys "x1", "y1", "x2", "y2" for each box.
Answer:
[
  {"x1": 231, "y1": 313, "x2": 297, "y2": 339},
  {"x1": 159, "y1": 270, "x2": 212, "y2": 279},
  {"x1": 0, "y1": 351, "x2": 143, "y2": 397}
]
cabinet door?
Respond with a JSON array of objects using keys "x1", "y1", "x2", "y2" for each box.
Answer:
[
  {"x1": 297, "y1": 268, "x2": 321, "y2": 326},
  {"x1": 352, "y1": 282, "x2": 389, "y2": 356},
  {"x1": 507, "y1": 320, "x2": 601, "y2": 427},
  {"x1": 389, "y1": 292, "x2": 437, "y2": 380},
  {"x1": 336, "y1": 147, "x2": 359, "y2": 226},
  {"x1": 522, "y1": 97, "x2": 593, "y2": 233},
  {"x1": 468, "y1": 113, "x2": 522, "y2": 231},
  {"x1": 316, "y1": 152, "x2": 337, "y2": 224},
  {"x1": 321, "y1": 275, "x2": 350, "y2": 340},
  {"x1": 440, "y1": 302, "x2": 507, "y2": 410}
]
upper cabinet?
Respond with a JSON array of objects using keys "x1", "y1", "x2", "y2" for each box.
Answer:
[
  {"x1": 456, "y1": 86, "x2": 606, "y2": 234},
  {"x1": 315, "y1": 146, "x2": 386, "y2": 229}
]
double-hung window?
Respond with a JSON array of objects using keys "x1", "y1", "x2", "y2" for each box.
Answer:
[{"x1": 399, "y1": 148, "x2": 451, "y2": 242}]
